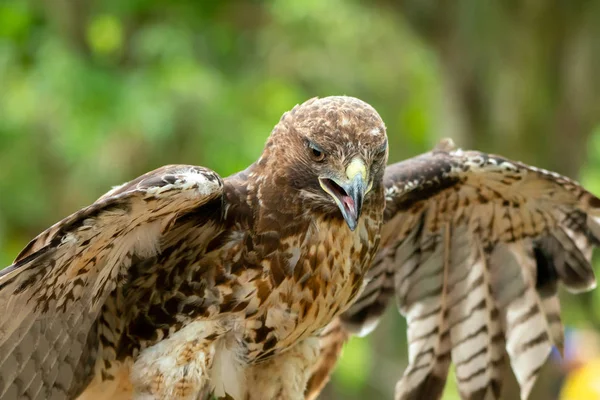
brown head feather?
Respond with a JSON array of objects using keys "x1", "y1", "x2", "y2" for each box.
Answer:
[{"x1": 251, "y1": 96, "x2": 388, "y2": 230}]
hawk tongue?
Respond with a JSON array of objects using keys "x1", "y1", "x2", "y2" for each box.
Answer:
[{"x1": 342, "y1": 195, "x2": 357, "y2": 220}]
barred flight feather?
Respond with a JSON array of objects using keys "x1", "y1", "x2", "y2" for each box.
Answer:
[{"x1": 341, "y1": 141, "x2": 599, "y2": 400}]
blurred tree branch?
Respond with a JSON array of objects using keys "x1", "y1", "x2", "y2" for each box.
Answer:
[
  {"x1": 41, "y1": 0, "x2": 92, "y2": 57},
  {"x1": 375, "y1": 0, "x2": 600, "y2": 177}
]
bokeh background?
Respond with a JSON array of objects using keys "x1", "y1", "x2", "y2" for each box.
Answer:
[{"x1": 2, "y1": 1, "x2": 600, "y2": 399}]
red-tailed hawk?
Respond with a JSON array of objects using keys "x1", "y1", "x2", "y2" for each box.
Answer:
[
  {"x1": 306, "y1": 139, "x2": 599, "y2": 400},
  {"x1": 0, "y1": 96, "x2": 388, "y2": 400},
  {"x1": 0, "y1": 97, "x2": 597, "y2": 400}
]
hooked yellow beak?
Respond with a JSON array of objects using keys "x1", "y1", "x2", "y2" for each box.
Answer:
[{"x1": 319, "y1": 158, "x2": 370, "y2": 231}]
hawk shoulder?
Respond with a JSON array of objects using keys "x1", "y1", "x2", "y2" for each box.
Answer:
[{"x1": 0, "y1": 165, "x2": 224, "y2": 399}]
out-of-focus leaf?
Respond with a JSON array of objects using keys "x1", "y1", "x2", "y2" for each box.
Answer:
[
  {"x1": 333, "y1": 337, "x2": 372, "y2": 394},
  {"x1": 0, "y1": 3, "x2": 32, "y2": 40},
  {"x1": 86, "y1": 14, "x2": 123, "y2": 56}
]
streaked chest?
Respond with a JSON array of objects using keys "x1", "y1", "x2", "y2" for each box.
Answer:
[
  {"x1": 242, "y1": 216, "x2": 380, "y2": 360},
  {"x1": 117, "y1": 215, "x2": 380, "y2": 363}
]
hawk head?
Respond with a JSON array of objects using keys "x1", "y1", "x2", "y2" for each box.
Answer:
[{"x1": 259, "y1": 96, "x2": 388, "y2": 231}]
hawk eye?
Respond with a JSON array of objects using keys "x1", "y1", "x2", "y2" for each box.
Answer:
[{"x1": 308, "y1": 142, "x2": 326, "y2": 162}]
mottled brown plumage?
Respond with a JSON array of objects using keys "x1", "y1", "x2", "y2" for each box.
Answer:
[
  {"x1": 1, "y1": 98, "x2": 598, "y2": 400},
  {"x1": 307, "y1": 140, "x2": 600, "y2": 400},
  {"x1": 0, "y1": 96, "x2": 388, "y2": 400}
]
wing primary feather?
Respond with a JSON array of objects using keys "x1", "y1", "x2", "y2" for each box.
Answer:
[
  {"x1": 394, "y1": 222, "x2": 451, "y2": 400},
  {"x1": 446, "y1": 229, "x2": 505, "y2": 400}
]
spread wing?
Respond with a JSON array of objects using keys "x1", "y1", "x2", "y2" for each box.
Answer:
[
  {"x1": 0, "y1": 165, "x2": 224, "y2": 400},
  {"x1": 341, "y1": 144, "x2": 600, "y2": 400}
]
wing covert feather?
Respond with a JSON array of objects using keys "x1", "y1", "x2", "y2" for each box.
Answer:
[
  {"x1": 0, "y1": 165, "x2": 224, "y2": 399},
  {"x1": 342, "y1": 144, "x2": 599, "y2": 400}
]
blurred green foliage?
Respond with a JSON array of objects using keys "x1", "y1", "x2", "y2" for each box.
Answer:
[{"x1": 1, "y1": 1, "x2": 600, "y2": 399}]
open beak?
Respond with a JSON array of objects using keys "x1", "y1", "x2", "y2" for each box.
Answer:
[{"x1": 319, "y1": 159, "x2": 369, "y2": 231}]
